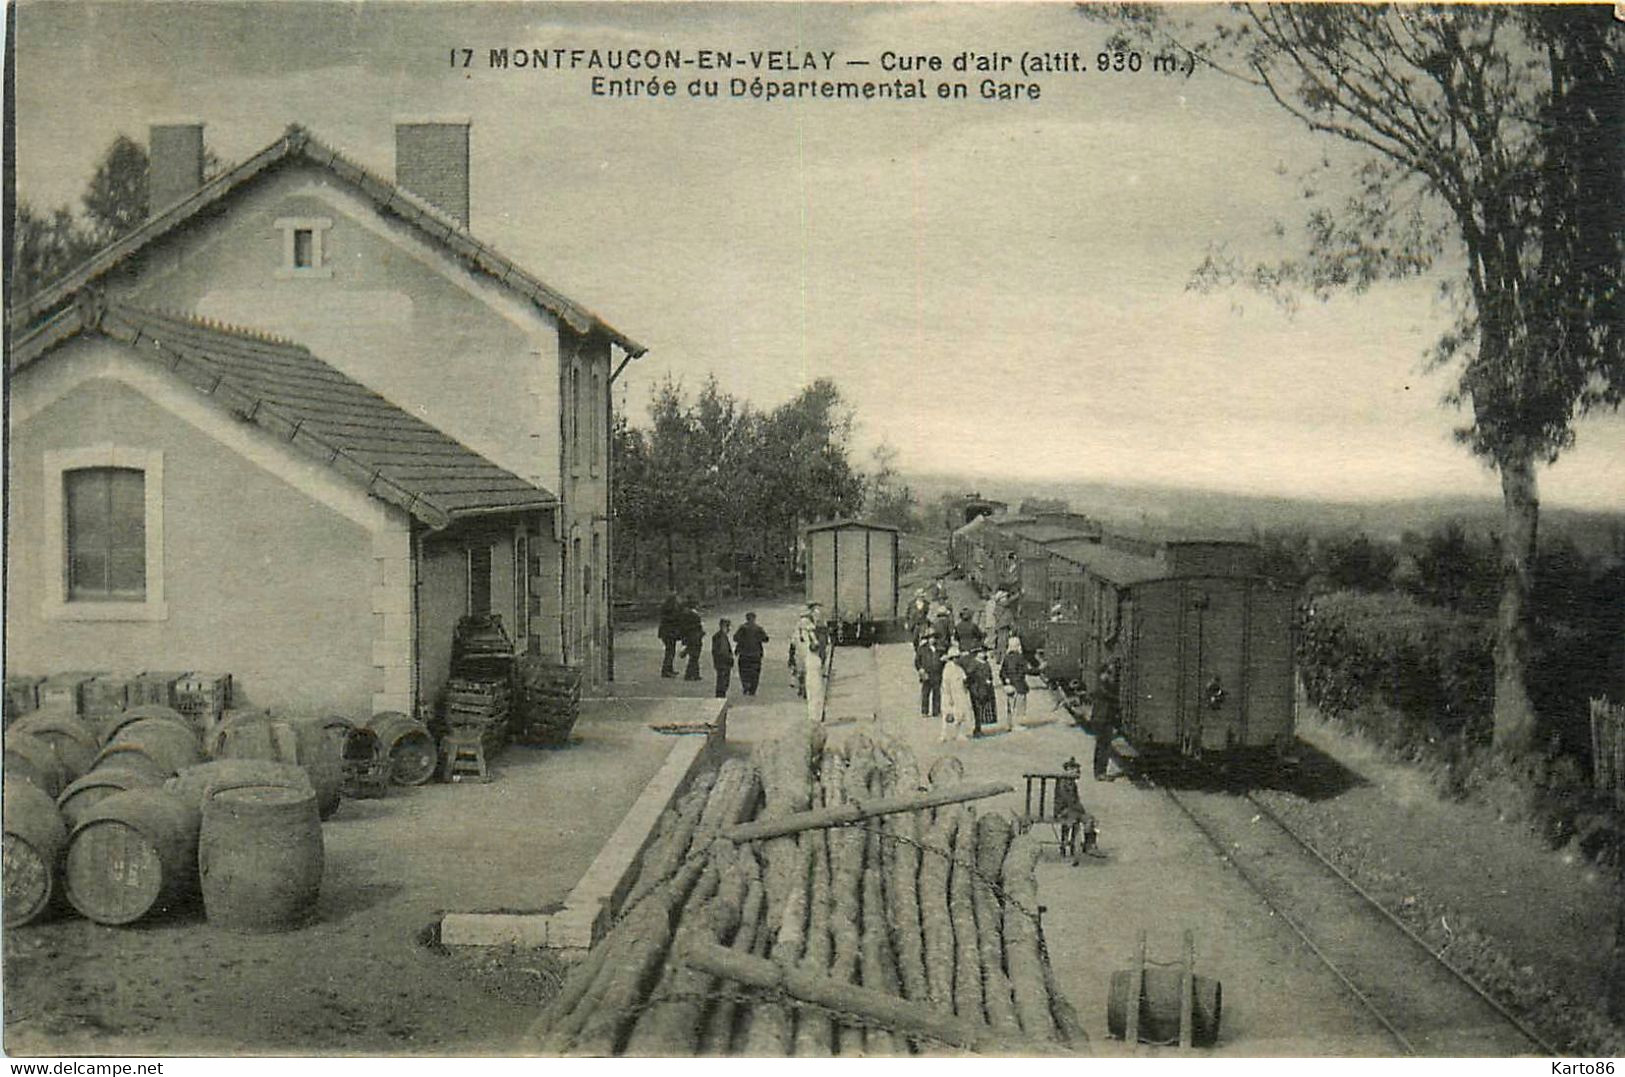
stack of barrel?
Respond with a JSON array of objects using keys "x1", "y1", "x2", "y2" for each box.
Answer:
[
  {"x1": 2, "y1": 704, "x2": 328, "y2": 932},
  {"x1": 512, "y1": 657, "x2": 583, "y2": 747}
]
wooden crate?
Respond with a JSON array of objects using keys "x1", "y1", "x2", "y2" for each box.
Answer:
[
  {"x1": 37, "y1": 672, "x2": 101, "y2": 717},
  {"x1": 4, "y1": 676, "x2": 44, "y2": 725},
  {"x1": 173, "y1": 673, "x2": 232, "y2": 722},
  {"x1": 79, "y1": 676, "x2": 131, "y2": 722},
  {"x1": 128, "y1": 671, "x2": 188, "y2": 710}
]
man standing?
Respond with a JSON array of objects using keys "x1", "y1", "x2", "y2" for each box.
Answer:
[
  {"x1": 915, "y1": 629, "x2": 944, "y2": 718},
  {"x1": 681, "y1": 597, "x2": 705, "y2": 681},
  {"x1": 712, "y1": 618, "x2": 735, "y2": 699},
  {"x1": 953, "y1": 606, "x2": 985, "y2": 652},
  {"x1": 733, "y1": 612, "x2": 769, "y2": 696},
  {"x1": 797, "y1": 603, "x2": 828, "y2": 722},
  {"x1": 657, "y1": 592, "x2": 682, "y2": 678},
  {"x1": 1093, "y1": 658, "x2": 1122, "y2": 780}
]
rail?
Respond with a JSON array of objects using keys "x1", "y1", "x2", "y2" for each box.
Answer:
[{"x1": 1158, "y1": 781, "x2": 1557, "y2": 1056}]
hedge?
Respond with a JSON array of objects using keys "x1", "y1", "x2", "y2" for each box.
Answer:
[{"x1": 1298, "y1": 590, "x2": 1495, "y2": 750}]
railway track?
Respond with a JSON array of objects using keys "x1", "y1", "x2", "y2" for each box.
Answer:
[{"x1": 1157, "y1": 778, "x2": 1556, "y2": 1056}]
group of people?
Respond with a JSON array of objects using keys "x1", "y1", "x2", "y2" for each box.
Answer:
[
  {"x1": 657, "y1": 594, "x2": 771, "y2": 699},
  {"x1": 911, "y1": 588, "x2": 1036, "y2": 744}
]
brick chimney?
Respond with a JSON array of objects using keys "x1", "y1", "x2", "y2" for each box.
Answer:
[
  {"x1": 148, "y1": 122, "x2": 205, "y2": 216},
  {"x1": 395, "y1": 119, "x2": 470, "y2": 228}
]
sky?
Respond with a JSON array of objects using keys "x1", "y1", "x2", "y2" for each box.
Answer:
[{"x1": 10, "y1": 1, "x2": 1623, "y2": 511}]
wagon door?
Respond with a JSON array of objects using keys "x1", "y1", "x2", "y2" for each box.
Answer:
[
  {"x1": 1179, "y1": 579, "x2": 1249, "y2": 753},
  {"x1": 835, "y1": 527, "x2": 869, "y2": 622}
]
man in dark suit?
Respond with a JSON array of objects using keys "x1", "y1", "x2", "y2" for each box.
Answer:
[
  {"x1": 712, "y1": 618, "x2": 735, "y2": 698},
  {"x1": 732, "y1": 612, "x2": 769, "y2": 695},
  {"x1": 681, "y1": 597, "x2": 705, "y2": 681},
  {"x1": 657, "y1": 592, "x2": 682, "y2": 677}
]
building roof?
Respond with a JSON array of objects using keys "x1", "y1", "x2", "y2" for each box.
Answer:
[
  {"x1": 12, "y1": 298, "x2": 557, "y2": 530},
  {"x1": 11, "y1": 124, "x2": 645, "y2": 357},
  {"x1": 1009, "y1": 523, "x2": 1097, "y2": 545}
]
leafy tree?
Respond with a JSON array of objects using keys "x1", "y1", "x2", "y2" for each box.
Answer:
[
  {"x1": 867, "y1": 443, "x2": 922, "y2": 532},
  {"x1": 1316, "y1": 532, "x2": 1399, "y2": 594},
  {"x1": 9, "y1": 201, "x2": 95, "y2": 303},
  {"x1": 81, "y1": 135, "x2": 150, "y2": 244},
  {"x1": 1099, "y1": 5, "x2": 1625, "y2": 751},
  {"x1": 1409, "y1": 522, "x2": 1499, "y2": 616}
]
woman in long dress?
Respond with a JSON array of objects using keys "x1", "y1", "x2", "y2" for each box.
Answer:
[{"x1": 940, "y1": 644, "x2": 972, "y2": 743}]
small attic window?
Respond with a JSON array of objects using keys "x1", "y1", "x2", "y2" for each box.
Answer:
[{"x1": 274, "y1": 217, "x2": 333, "y2": 279}]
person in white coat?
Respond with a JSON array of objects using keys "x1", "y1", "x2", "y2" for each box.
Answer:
[
  {"x1": 940, "y1": 644, "x2": 972, "y2": 743},
  {"x1": 796, "y1": 603, "x2": 828, "y2": 722}
]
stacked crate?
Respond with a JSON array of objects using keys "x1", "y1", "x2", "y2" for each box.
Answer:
[
  {"x1": 128, "y1": 671, "x2": 188, "y2": 709},
  {"x1": 4, "y1": 677, "x2": 44, "y2": 726},
  {"x1": 173, "y1": 673, "x2": 232, "y2": 729},
  {"x1": 439, "y1": 616, "x2": 515, "y2": 764},
  {"x1": 512, "y1": 657, "x2": 582, "y2": 747},
  {"x1": 442, "y1": 677, "x2": 512, "y2": 756},
  {"x1": 79, "y1": 676, "x2": 133, "y2": 738},
  {"x1": 37, "y1": 672, "x2": 101, "y2": 716}
]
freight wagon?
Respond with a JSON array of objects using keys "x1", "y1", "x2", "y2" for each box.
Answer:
[
  {"x1": 1059, "y1": 532, "x2": 1297, "y2": 762},
  {"x1": 804, "y1": 519, "x2": 900, "y2": 645}
]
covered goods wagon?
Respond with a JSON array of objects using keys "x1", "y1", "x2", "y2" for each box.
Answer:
[{"x1": 804, "y1": 519, "x2": 900, "y2": 645}]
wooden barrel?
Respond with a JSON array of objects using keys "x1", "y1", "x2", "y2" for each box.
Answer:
[
  {"x1": 104, "y1": 705, "x2": 204, "y2": 747},
  {"x1": 12, "y1": 712, "x2": 99, "y2": 781},
  {"x1": 90, "y1": 743, "x2": 179, "y2": 785},
  {"x1": 1107, "y1": 967, "x2": 1222, "y2": 1047},
  {"x1": 339, "y1": 727, "x2": 389, "y2": 799},
  {"x1": 166, "y1": 760, "x2": 314, "y2": 810},
  {"x1": 199, "y1": 782, "x2": 323, "y2": 933},
  {"x1": 5, "y1": 732, "x2": 68, "y2": 798},
  {"x1": 363, "y1": 712, "x2": 437, "y2": 786},
  {"x1": 64, "y1": 788, "x2": 201, "y2": 925},
  {"x1": 4, "y1": 782, "x2": 68, "y2": 926},
  {"x1": 106, "y1": 718, "x2": 203, "y2": 775},
  {"x1": 58, "y1": 768, "x2": 164, "y2": 830},
  {"x1": 213, "y1": 717, "x2": 342, "y2": 820}
]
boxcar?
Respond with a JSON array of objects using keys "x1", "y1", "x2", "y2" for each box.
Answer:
[
  {"x1": 804, "y1": 519, "x2": 900, "y2": 645},
  {"x1": 1069, "y1": 533, "x2": 1297, "y2": 760}
]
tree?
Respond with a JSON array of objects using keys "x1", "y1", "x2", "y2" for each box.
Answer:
[
  {"x1": 81, "y1": 135, "x2": 150, "y2": 244},
  {"x1": 867, "y1": 443, "x2": 921, "y2": 532},
  {"x1": 1099, "y1": 5, "x2": 1625, "y2": 752},
  {"x1": 9, "y1": 201, "x2": 95, "y2": 303}
]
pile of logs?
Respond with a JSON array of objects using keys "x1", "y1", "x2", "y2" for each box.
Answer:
[{"x1": 528, "y1": 720, "x2": 1085, "y2": 1056}]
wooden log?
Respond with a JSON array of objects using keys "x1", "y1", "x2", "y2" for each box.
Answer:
[
  {"x1": 884, "y1": 782, "x2": 928, "y2": 1005},
  {"x1": 949, "y1": 806, "x2": 985, "y2": 1021},
  {"x1": 623, "y1": 845, "x2": 742, "y2": 1056},
  {"x1": 828, "y1": 763, "x2": 867, "y2": 1055},
  {"x1": 703, "y1": 874, "x2": 765, "y2": 1054},
  {"x1": 739, "y1": 833, "x2": 814, "y2": 1054},
  {"x1": 534, "y1": 850, "x2": 712, "y2": 1052},
  {"x1": 860, "y1": 825, "x2": 903, "y2": 1056},
  {"x1": 622, "y1": 770, "x2": 716, "y2": 909},
  {"x1": 973, "y1": 812, "x2": 1020, "y2": 1034},
  {"x1": 699, "y1": 758, "x2": 761, "y2": 833},
  {"x1": 680, "y1": 939, "x2": 1069, "y2": 1057},
  {"x1": 793, "y1": 790, "x2": 836, "y2": 1056},
  {"x1": 724, "y1": 781, "x2": 1012, "y2": 844},
  {"x1": 1000, "y1": 830, "x2": 1058, "y2": 1042},
  {"x1": 919, "y1": 809, "x2": 959, "y2": 1011}
]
